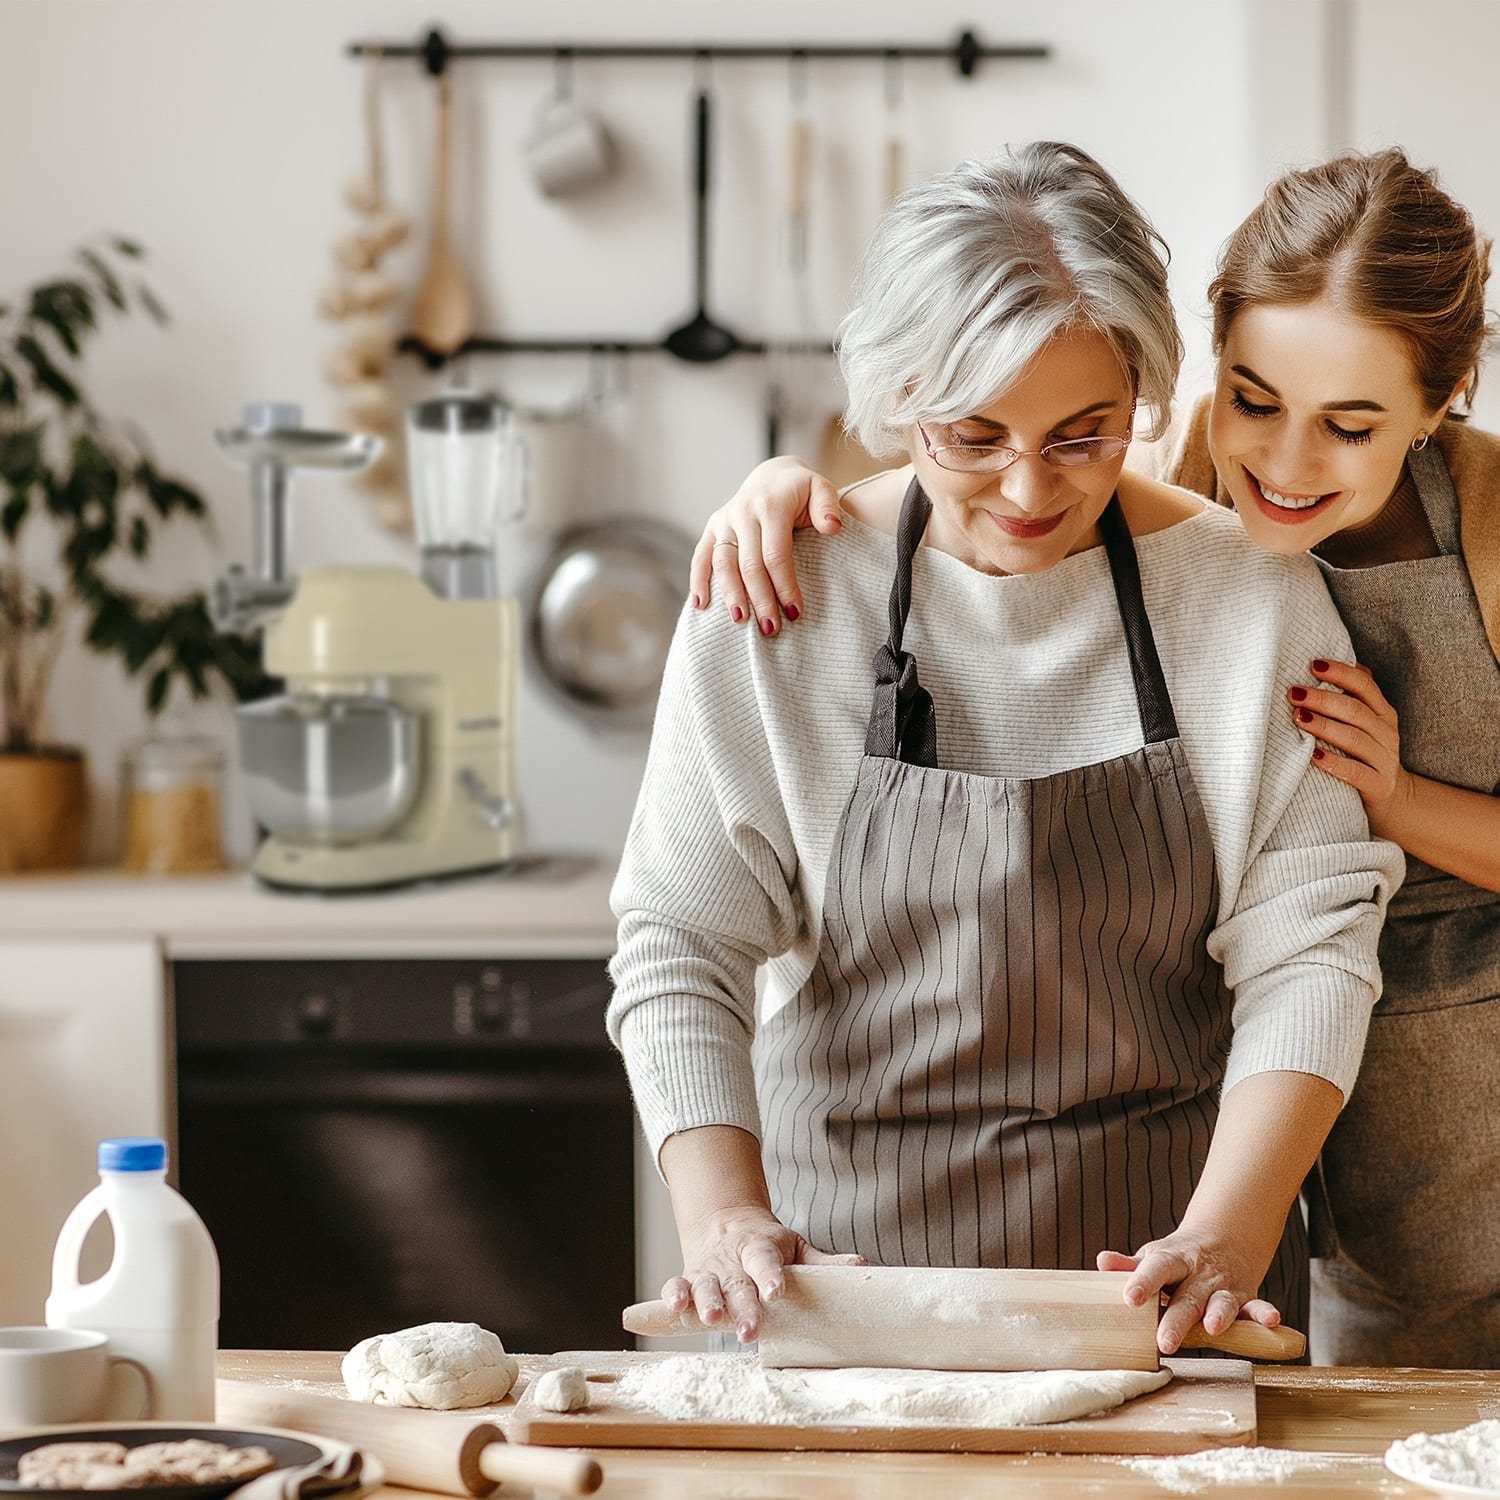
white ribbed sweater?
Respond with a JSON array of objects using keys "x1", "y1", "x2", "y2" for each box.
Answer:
[{"x1": 608, "y1": 497, "x2": 1403, "y2": 1163}]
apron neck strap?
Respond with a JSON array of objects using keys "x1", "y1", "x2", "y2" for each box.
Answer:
[
  {"x1": 1405, "y1": 440, "x2": 1463, "y2": 555},
  {"x1": 1098, "y1": 496, "x2": 1180, "y2": 745},
  {"x1": 865, "y1": 483, "x2": 1180, "y2": 763},
  {"x1": 866, "y1": 476, "x2": 939, "y2": 764}
]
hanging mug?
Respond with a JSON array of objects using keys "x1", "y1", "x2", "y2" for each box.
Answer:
[{"x1": 522, "y1": 87, "x2": 615, "y2": 199}]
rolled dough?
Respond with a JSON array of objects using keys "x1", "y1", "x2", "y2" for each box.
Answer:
[
  {"x1": 342, "y1": 1321, "x2": 519, "y2": 1410},
  {"x1": 611, "y1": 1354, "x2": 1171, "y2": 1426}
]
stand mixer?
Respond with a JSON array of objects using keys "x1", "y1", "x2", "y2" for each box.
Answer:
[{"x1": 214, "y1": 399, "x2": 523, "y2": 892}]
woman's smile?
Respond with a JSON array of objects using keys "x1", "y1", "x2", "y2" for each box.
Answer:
[
  {"x1": 983, "y1": 506, "x2": 1069, "y2": 538},
  {"x1": 1242, "y1": 466, "x2": 1346, "y2": 526}
]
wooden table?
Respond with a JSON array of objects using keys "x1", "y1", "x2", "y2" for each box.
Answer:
[{"x1": 220, "y1": 1352, "x2": 1500, "y2": 1498}]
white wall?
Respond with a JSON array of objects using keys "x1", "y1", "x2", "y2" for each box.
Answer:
[{"x1": 3, "y1": 0, "x2": 1292, "y2": 865}]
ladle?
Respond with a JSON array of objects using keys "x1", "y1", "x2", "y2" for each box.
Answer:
[{"x1": 664, "y1": 90, "x2": 741, "y2": 362}]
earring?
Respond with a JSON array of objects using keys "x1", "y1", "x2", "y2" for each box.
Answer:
[{"x1": 1411, "y1": 431, "x2": 1430, "y2": 451}]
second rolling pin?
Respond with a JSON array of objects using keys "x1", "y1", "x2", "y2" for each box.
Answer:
[{"x1": 215, "y1": 1379, "x2": 602, "y2": 1496}]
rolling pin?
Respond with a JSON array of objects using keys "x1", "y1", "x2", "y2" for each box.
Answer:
[
  {"x1": 215, "y1": 1379, "x2": 602, "y2": 1497},
  {"x1": 624, "y1": 1265, "x2": 1307, "y2": 1372}
]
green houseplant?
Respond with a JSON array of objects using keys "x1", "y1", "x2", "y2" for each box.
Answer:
[{"x1": 0, "y1": 239, "x2": 268, "y2": 869}]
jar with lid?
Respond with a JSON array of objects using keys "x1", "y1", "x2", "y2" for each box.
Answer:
[{"x1": 119, "y1": 734, "x2": 225, "y2": 874}]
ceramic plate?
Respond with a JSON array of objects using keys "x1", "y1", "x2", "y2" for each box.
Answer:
[
  {"x1": 1385, "y1": 1443, "x2": 1500, "y2": 1498},
  {"x1": 0, "y1": 1426, "x2": 325, "y2": 1500}
]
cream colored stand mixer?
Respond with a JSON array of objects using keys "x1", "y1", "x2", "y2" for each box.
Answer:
[{"x1": 213, "y1": 399, "x2": 522, "y2": 892}]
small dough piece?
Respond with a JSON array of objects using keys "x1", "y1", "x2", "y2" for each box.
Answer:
[
  {"x1": 533, "y1": 1365, "x2": 590, "y2": 1412},
  {"x1": 342, "y1": 1321, "x2": 519, "y2": 1409},
  {"x1": 18, "y1": 1445, "x2": 130, "y2": 1490},
  {"x1": 121, "y1": 1441, "x2": 275, "y2": 1486}
]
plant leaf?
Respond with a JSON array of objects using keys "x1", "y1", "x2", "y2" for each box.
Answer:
[
  {"x1": 1, "y1": 492, "x2": 29, "y2": 541},
  {"x1": 0, "y1": 425, "x2": 42, "y2": 486},
  {"x1": 77, "y1": 248, "x2": 126, "y2": 311},
  {"x1": 15, "y1": 334, "x2": 80, "y2": 407},
  {"x1": 146, "y1": 665, "x2": 172, "y2": 714},
  {"x1": 128, "y1": 515, "x2": 149, "y2": 556},
  {"x1": 135, "y1": 282, "x2": 168, "y2": 326},
  {"x1": 111, "y1": 236, "x2": 144, "y2": 259},
  {"x1": 0, "y1": 361, "x2": 20, "y2": 409}
]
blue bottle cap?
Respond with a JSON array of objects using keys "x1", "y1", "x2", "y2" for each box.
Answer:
[{"x1": 99, "y1": 1137, "x2": 168, "y2": 1172}]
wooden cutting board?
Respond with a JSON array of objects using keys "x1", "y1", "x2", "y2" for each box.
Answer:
[{"x1": 507, "y1": 1352, "x2": 1256, "y2": 1455}]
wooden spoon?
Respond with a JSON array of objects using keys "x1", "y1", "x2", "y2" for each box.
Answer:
[{"x1": 411, "y1": 73, "x2": 474, "y2": 356}]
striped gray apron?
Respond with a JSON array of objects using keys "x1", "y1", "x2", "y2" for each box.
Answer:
[
  {"x1": 755, "y1": 479, "x2": 1307, "y2": 1325},
  {"x1": 1310, "y1": 441, "x2": 1500, "y2": 1368}
]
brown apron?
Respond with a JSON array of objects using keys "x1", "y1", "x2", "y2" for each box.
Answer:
[
  {"x1": 754, "y1": 479, "x2": 1307, "y2": 1322},
  {"x1": 1310, "y1": 441, "x2": 1500, "y2": 1368}
]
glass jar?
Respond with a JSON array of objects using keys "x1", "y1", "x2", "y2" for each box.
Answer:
[{"x1": 119, "y1": 734, "x2": 225, "y2": 874}]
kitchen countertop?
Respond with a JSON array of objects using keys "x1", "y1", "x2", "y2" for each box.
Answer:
[
  {"x1": 220, "y1": 1351, "x2": 1500, "y2": 1497},
  {"x1": 0, "y1": 856, "x2": 618, "y2": 957}
]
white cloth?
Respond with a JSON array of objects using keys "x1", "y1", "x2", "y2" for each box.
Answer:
[{"x1": 608, "y1": 497, "x2": 1402, "y2": 1163}]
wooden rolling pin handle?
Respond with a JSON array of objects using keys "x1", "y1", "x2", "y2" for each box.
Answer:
[
  {"x1": 1179, "y1": 1321, "x2": 1307, "y2": 1361},
  {"x1": 622, "y1": 1298, "x2": 708, "y2": 1337},
  {"x1": 475, "y1": 1439, "x2": 601, "y2": 1495}
]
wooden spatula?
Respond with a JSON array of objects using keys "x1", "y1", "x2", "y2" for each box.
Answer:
[{"x1": 623, "y1": 1265, "x2": 1305, "y2": 1372}]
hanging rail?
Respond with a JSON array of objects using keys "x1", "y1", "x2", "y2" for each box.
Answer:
[
  {"x1": 353, "y1": 27, "x2": 1052, "y2": 364},
  {"x1": 348, "y1": 29, "x2": 1049, "y2": 78}
]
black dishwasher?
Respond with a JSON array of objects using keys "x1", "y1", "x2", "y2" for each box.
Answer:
[{"x1": 173, "y1": 958, "x2": 635, "y2": 1353}]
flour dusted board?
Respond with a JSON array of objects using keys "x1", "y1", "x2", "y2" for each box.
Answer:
[{"x1": 508, "y1": 1353, "x2": 1256, "y2": 1455}]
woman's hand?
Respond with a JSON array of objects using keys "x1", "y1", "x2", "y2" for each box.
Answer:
[
  {"x1": 664, "y1": 1205, "x2": 864, "y2": 1343},
  {"x1": 1097, "y1": 1231, "x2": 1283, "y2": 1356},
  {"x1": 688, "y1": 456, "x2": 844, "y2": 634},
  {"x1": 1291, "y1": 658, "x2": 1413, "y2": 833}
]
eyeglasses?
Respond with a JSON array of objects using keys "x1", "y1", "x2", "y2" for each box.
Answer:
[{"x1": 917, "y1": 419, "x2": 1132, "y2": 475}]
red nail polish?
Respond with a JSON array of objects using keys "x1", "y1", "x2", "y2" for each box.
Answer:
[
  {"x1": 760, "y1": 618, "x2": 775, "y2": 637},
  {"x1": 690, "y1": 593, "x2": 700, "y2": 609},
  {"x1": 1313, "y1": 747, "x2": 1326, "y2": 761},
  {"x1": 731, "y1": 606, "x2": 744, "y2": 623},
  {"x1": 784, "y1": 603, "x2": 800, "y2": 622},
  {"x1": 1297, "y1": 707, "x2": 1314, "y2": 723},
  {"x1": 1290, "y1": 686, "x2": 1307, "y2": 702},
  {"x1": 1312, "y1": 659, "x2": 1330, "y2": 673}
]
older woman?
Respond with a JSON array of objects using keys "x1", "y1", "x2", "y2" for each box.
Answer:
[
  {"x1": 691, "y1": 147, "x2": 1500, "y2": 1368},
  {"x1": 608, "y1": 142, "x2": 1399, "y2": 1356}
]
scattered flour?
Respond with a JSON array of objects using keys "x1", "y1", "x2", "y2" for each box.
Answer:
[
  {"x1": 1387, "y1": 1419, "x2": 1500, "y2": 1492},
  {"x1": 609, "y1": 1354, "x2": 1169, "y2": 1428},
  {"x1": 1122, "y1": 1447, "x2": 1355, "y2": 1493}
]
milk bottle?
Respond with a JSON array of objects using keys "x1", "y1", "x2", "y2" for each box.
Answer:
[{"x1": 45, "y1": 1138, "x2": 219, "y2": 1420}]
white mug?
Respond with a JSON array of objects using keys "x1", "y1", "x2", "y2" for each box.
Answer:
[
  {"x1": 0, "y1": 1327, "x2": 152, "y2": 1426},
  {"x1": 522, "y1": 95, "x2": 614, "y2": 198}
]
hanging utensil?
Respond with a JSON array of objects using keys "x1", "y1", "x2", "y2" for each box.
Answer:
[
  {"x1": 883, "y1": 52, "x2": 907, "y2": 205},
  {"x1": 527, "y1": 515, "x2": 696, "y2": 730},
  {"x1": 663, "y1": 89, "x2": 741, "y2": 362},
  {"x1": 765, "y1": 64, "x2": 820, "y2": 456},
  {"x1": 411, "y1": 72, "x2": 475, "y2": 356}
]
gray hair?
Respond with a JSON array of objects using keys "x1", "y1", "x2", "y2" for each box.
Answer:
[{"x1": 839, "y1": 141, "x2": 1181, "y2": 456}]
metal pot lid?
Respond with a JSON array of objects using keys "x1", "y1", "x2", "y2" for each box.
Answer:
[{"x1": 526, "y1": 515, "x2": 695, "y2": 729}]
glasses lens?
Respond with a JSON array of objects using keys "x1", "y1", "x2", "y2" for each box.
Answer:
[
  {"x1": 933, "y1": 445, "x2": 1015, "y2": 473},
  {"x1": 1046, "y1": 437, "x2": 1125, "y2": 468}
]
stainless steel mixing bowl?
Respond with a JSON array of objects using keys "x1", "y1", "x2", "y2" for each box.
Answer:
[{"x1": 238, "y1": 694, "x2": 420, "y2": 846}]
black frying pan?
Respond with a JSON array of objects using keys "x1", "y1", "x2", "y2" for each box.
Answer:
[{"x1": 0, "y1": 1428, "x2": 326, "y2": 1500}]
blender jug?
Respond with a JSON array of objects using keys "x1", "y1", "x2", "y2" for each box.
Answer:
[{"x1": 407, "y1": 392, "x2": 528, "y2": 598}]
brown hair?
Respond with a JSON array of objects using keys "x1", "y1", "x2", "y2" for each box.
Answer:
[{"x1": 1208, "y1": 148, "x2": 1494, "y2": 415}]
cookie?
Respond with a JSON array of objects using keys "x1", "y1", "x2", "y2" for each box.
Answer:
[{"x1": 17, "y1": 1445, "x2": 130, "y2": 1490}]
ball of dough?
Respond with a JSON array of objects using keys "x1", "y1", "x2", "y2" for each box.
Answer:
[
  {"x1": 533, "y1": 1365, "x2": 590, "y2": 1413},
  {"x1": 342, "y1": 1322, "x2": 518, "y2": 1409}
]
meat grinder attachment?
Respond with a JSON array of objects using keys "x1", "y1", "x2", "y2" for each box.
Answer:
[{"x1": 211, "y1": 403, "x2": 380, "y2": 632}]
